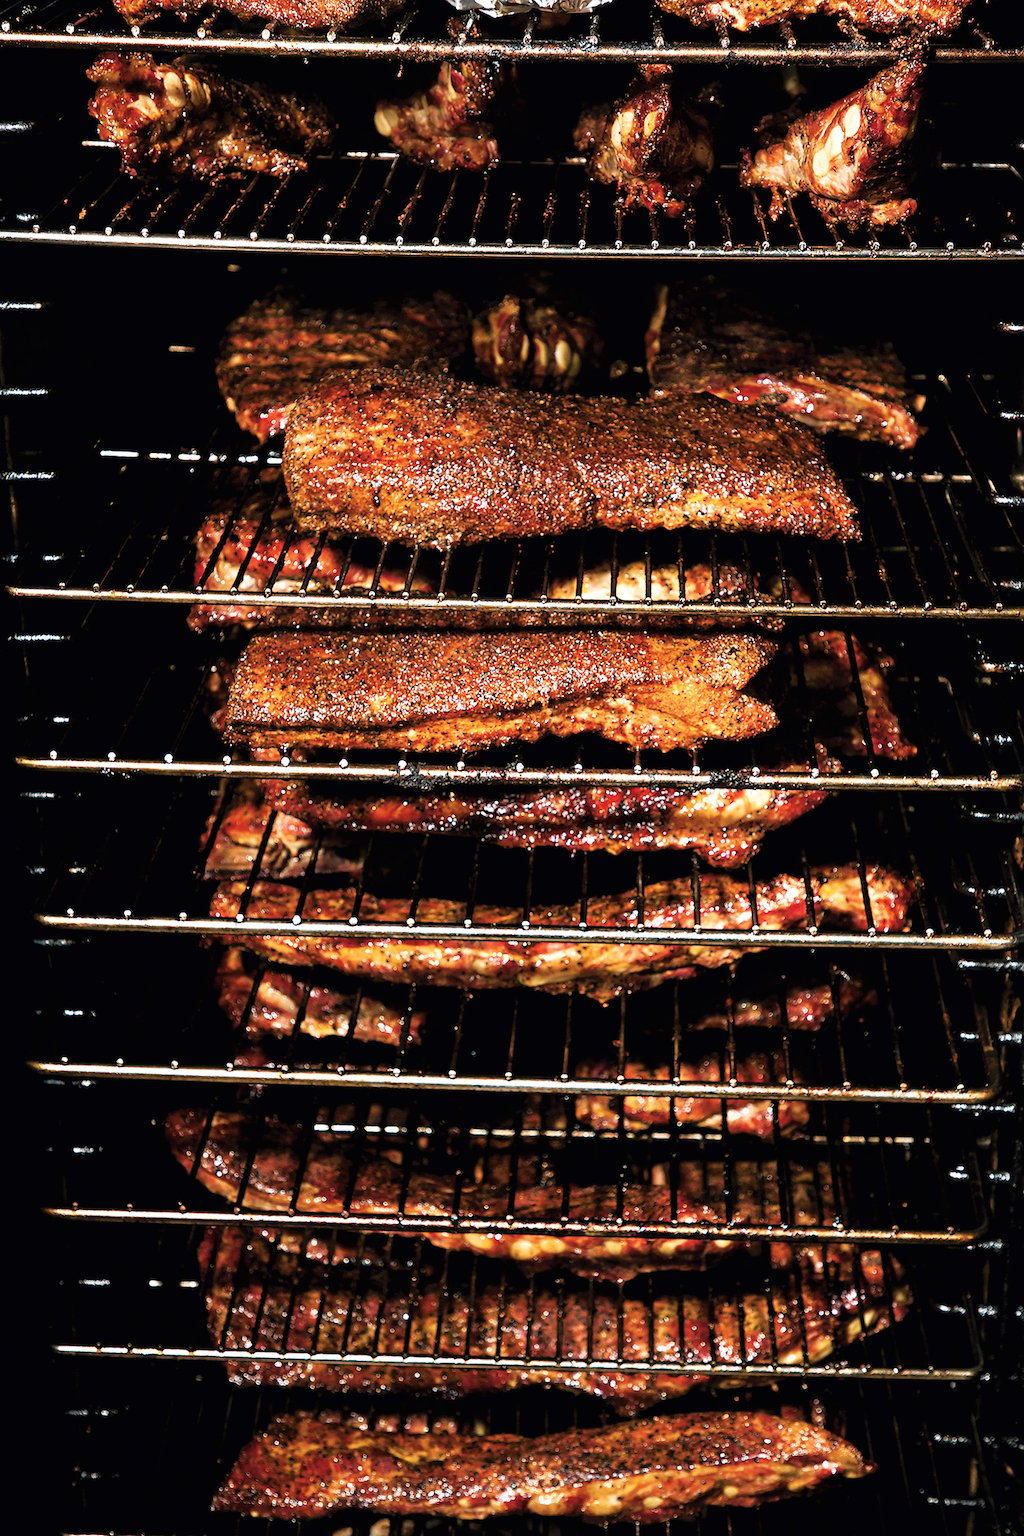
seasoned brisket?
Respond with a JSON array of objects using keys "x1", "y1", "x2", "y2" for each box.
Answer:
[
  {"x1": 216, "y1": 291, "x2": 468, "y2": 441},
  {"x1": 647, "y1": 282, "x2": 923, "y2": 449},
  {"x1": 208, "y1": 866, "x2": 914, "y2": 1003},
  {"x1": 222, "y1": 629, "x2": 780, "y2": 756},
  {"x1": 741, "y1": 61, "x2": 925, "y2": 230},
  {"x1": 656, "y1": 0, "x2": 964, "y2": 32},
  {"x1": 282, "y1": 367, "x2": 860, "y2": 544},
  {"x1": 213, "y1": 1409, "x2": 871, "y2": 1518},
  {"x1": 87, "y1": 53, "x2": 334, "y2": 180}
]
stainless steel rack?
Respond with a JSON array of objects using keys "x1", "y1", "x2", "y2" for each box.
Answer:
[
  {"x1": 0, "y1": 0, "x2": 1019, "y2": 60},
  {"x1": 28, "y1": 945, "x2": 1004, "y2": 1105},
  {"x1": 4, "y1": 143, "x2": 1021, "y2": 258},
  {"x1": 46, "y1": 1094, "x2": 991, "y2": 1244},
  {"x1": 6, "y1": 359, "x2": 1024, "y2": 622}
]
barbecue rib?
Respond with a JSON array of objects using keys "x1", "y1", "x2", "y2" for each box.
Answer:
[
  {"x1": 646, "y1": 281, "x2": 923, "y2": 450},
  {"x1": 260, "y1": 778, "x2": 828, "y2": 866},
  {"x1": 208, "y1": 866, "x2": 914, "y2": 1003},
  {"x1": 472, "y1": 294, "x2": 603, "y2": 391},
  {"x1": 189, "y1": 471, "x2": 434, "y2": 630},
  {"x1": 203, "y1": 783, "x2": 364, "y2": 881},
  {"x1": 202, "y1": 1227, "x2": 910, "y2": 1407},
  {"x1": 283, "y1": 367, "x2": 861, "y2": 544},
  {"x1": 574, "y1": 68, "x2": 713, "y2": 218},
  {"x1": 222, "y1": 629, "x2": 779, "y2": 756},
  {"x1": 741, "y1": 60, "x2": 925, "y2": 230},
  {"x1": 167, "y1": 1107, "x2": 839, "y2": 1278},
  {"x1": 575, "y1": 1052, "x2": 810, "y2": 1138},
  {"x1": 111, "y1": 0, "x2": 401, "y2": 28},
  {"x1": 87, "y1": 53, "x2": 335, "y2": 180},
  {"x1": 217, "y1": 291, "x2": 468, "y2": 441},
  {"x1": 657, "y1": 0, "x2": 965, "y2": 32},
  {"x1": 214, "y1": 1409, "x2": 871, "y2": 1519},
  {"x1": 375, "y1": 61, "x2": 503, "y2": 171},
  {"x1": 215, "y1": 946, "x2": 423, "y2": 1051}
]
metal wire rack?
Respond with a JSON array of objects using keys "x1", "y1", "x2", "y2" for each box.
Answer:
[
  {"x1": 27, "y1": 940, "x2": 1004, "y2": 1104},
  {"x1": 51, "y1": 1363, "x2": 1007, "y2": 1536},
  {"x1": 0, "y1": 0, "x2": 1019, "y2": 59},
  {"x1": 44, "y1": 1087, "x2": 991, "y2": 1243},
  {"x1": 4, "y1": 141, "x2": 1021, "y2": 258},
  {"x1": 51, "y1": 1223, "x2": 984, "y2": 1384},
  {"x1": 20, "y1": 772, "x2": 1024, "y2": 952},
  {"x1": 6, "y1": 357, "x2": 1024, "y2": 622}
]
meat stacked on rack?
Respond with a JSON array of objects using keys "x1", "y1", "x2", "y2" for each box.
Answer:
[{"x1": 177, "y1": 276, "x2": 928, "y2": 1522}]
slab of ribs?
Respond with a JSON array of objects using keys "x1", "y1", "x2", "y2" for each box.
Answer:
[
  {"x1": 374, "y1": 60, "x2": 504, "y2": 171},
  {"x1": 741, "y1": 60, "x2": 924, "y2": 230},
  {"x1": 87, "y1": 53, "x2": 335, "y2": 180},
  {"x1": 202, "y1": 783, "x2": 365, "y2": 881},
  {"x1": 201, "y1": 1225, "x2": 910, "y2": 1407},
  {"x1": 215, "y1": 946, "x2": 424, "y2": 1051},
  {"x1": 166, "y1": 1105, "x2": 849, "y2": 1278},
  {"x1": 207, "y1": 866, "x2": 913, "y2": 1002},
  {"x1": 216, "y1": 291, "x2": 469, "y2": 441},
  {"x1": 222, "y1": 630, "x2": 780, "y2": 755},
  {"x1": 647, "y1": 280, "x2": 923, "y2": 449},
  {"x1": 110, "y1": 0, "x2": 401, "y2": 29},
  {"x1": 213, "y1": 1408, "x2": 871, "y2": 1518},
  {"x1": 574, "y1": 68, "x2": 714, "y2": 218},
  {"x1": 656, "y1": 0, "x2": 966, "y2": 32},
  {"x1": 282, "y1": 366, "x2": 860, "y2": 544}
]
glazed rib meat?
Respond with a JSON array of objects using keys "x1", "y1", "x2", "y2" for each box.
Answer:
[
  {"x1": 215, "y1": 946, "x2": 423, "y2": 1050},
  {"x1": 203, "y1": 1228, "x2": 910, "y2": 1407},
  {"x1": 574, "y1": 67, "x2": 713, "y2": 218},
  {"x1": 472, "y1": 293, "x2": 603, "y2": 392},
  {"x1": 167, "y1": 1107, "x2": 843, "y2": 1278},
  {"x1": 87, "y1": 53, "x2": 335, "y2": 180},
  {"x1": 657, "y1": 0, "x2": 965, "y2": 32},
  {"x1": 283, "y1": 367, "x2": 861, "y2": 544},
  {"x1": 111, "y1": 0, "x2": 401, "y2": 29},
  {"x1": 261, "y1": 778, "x2": 828, "y2": 866},
  {"x1": 213, "y1": 1409, "x2": 871, "y2": 1519},
  {"x1": 741, "y1": 60, "x2": 925, "y2": 230},
  {"x1": 202, "y1": 783, "x2": 364, "y2": 881},
  {"x1": 189, "y1": 471, "x2": 433, "y2": 630},
  {"x1": 208, "y1": 866, "x2": 914, "y2": 1003},
  {"x1": 375, "y1": 60, "x2": 503, "y2": 171},
  {"x1": 217, "y1": 291, "x2": 468, "y2": 441},
  {"x1": 222, "y1": 630, "x2": 780, "y2": 756},
  {"x1": 647, "y1": 282, "x2": 923, "y2": 449},
  {"x1": 575, "y1": 1051, "x2": 810, "y2": 1138}
]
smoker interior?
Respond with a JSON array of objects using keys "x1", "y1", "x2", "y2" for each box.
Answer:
[{"x1": 5, "y1": 23, "x2": 1023, "y2": 1536}]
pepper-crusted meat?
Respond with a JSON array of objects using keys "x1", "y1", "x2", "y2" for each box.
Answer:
[
  {"x1": 111, "y1": 0, "x2": 402, "y2": 28},
  {"x1": 283, "y1": 367, "x2": 861, "y2": 545},
  {"x1": 741, "y1": 60, "x2": 925, "y2": 230},
  {"x1": 261, "y1": 778, "x2": 829, "y2": 866},
  {"x1": 575, "y1": 1051, "x2": 810, "y2": 1138},
  {"x1": 214, "y1": 947, "x2": 424, "y2": 1051},
  {"x1": 167, "y1": 1107, "x2": 842, "y2": 1278},
  {"x1": 374, "y1": 61, "x2": 503, "y2": 171},
  {"x1": 657, "y1": 0, "x2": 964, "y2": 32},
  {"x1": 213, "y1": 1409, "x2": 871, "y2": 1519},
  {"x1": 575, "y1": 67, "x2": 714, "y2": 218},
  {"x1": 646, "y1": 281, "x2": 923, "y2": 450},
  {"x1": 87, "y1": 52, "x2": 335, "y2": 180},
  {"x1": 208, "y1": 866, "x2": 913, "y2": 1003},
  {"x1": 202, "y1": 1227, "x2": 910, "y2": 1408},
  {"x1": 217, "y1": 291, "x2": 469, "y2": 441},
  {"x1": 222, "y1": 629, "x2": 780, "y2": 756}
]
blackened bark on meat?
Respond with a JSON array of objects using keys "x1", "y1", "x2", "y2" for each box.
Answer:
[
  {"x1": 110, "y1": 0, "x2": 402, "y2": 29},
  {"x1": 741, "y1": 60, "x2": 925, "y2": 230},
  {"x1": 575, "y1": 67, "x2": 713, "y2": 218},
  {"x1": 213, "y1": 1409, "x2": 872, "y2": 1519},
  {"x1": 87, "y1": 53, "x2": 335, "y2": 180},
  {"x1": 374, "y1": 61, "x2": 504, "y2": 171},
  {"x1": 646, "y1": 281, "x2": 923, "y2": 450}
]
